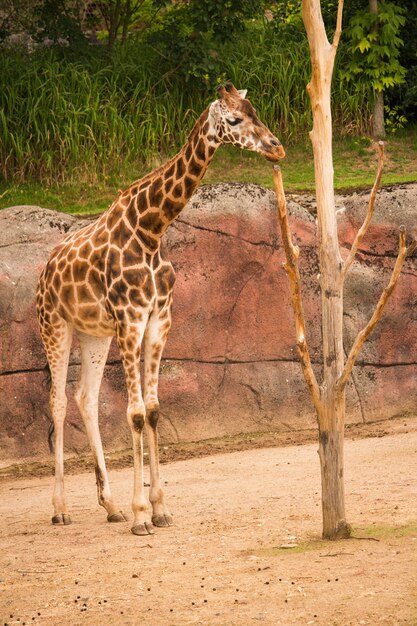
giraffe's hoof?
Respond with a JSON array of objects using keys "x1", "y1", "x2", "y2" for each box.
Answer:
[
  {"x1": 107, "y1": 511, "x2": 128, "y2": 523},
  {"x1": 131, "y1": 522, "x2": 155, "y2": 536},
  {"x1": 52, "y1": 513, "x2": 72, "y2": 526},
  {"x1": 152, "y1": 514, "x2": 173, "y2": 527}
]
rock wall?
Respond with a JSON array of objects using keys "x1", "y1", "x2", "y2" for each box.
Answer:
[{"x1": 1, "y1": 184, "x2": 416, "y2": 463}]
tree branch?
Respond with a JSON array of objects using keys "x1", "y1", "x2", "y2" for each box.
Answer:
[
  {"x1": 342, "y1": 141, "x2": 385, "y2": 279},
  {"x1": 302, "y1": 0, "x2": 331, "y2": 57},
  {"x1": 332, "y1": 0, "x2": 344, "y2": 49},
  {"x1": 272, "y1": 166, "x2": 322, "y2": 415},
  {"x1": 338, "y1": 226, "x2": 416, "y2": 393}
]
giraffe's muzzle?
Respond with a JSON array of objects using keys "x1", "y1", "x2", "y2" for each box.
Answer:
[{"x1": 261, "y1": 137, "x2": 286, "y2": 162}]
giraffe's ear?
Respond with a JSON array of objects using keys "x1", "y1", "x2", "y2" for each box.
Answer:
[{"x1": 237, "y1": 89, "x2": 248, "y2": 99}]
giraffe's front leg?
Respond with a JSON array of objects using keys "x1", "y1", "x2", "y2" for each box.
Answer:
[
  {"x1": 143, "y1": 306, "x2": 173, "y2": 528},
  {"x1": 127, "y1": 406, "x2": 155, "y2": 536},
  {"x1": 118, "y1": 319, "x2": 154, "y2": 536},
  {"x1": 146, "y1": 406, "x2": 173, "y2": 528}
]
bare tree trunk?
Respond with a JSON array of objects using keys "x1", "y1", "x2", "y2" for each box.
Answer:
[
  {"x1": 301, "y1": 0, "x2": 350, "y2": 539},
  {"x1": 369, "y1": 0, "x2": 386, "y2": 138},
  {"x1": 318, "y1": 393, "x2": 347, "y2": 538},
  {"x1": 274, "y1": 0, "x2": 416, "y2": 542},
  {"x1": 312, "y1": 89, "x2": 348, "y2": 537}
]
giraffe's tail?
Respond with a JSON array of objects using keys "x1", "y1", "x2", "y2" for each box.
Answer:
[
  {"x1": 43, "y1": 362, "x2": 51, "y2": 389},
  {"x1": 42, "y1": 363, "x2": 55, "y2": 453},
  {"x1": 48, "y1": 422, "x2": 55, "y2": 453}
]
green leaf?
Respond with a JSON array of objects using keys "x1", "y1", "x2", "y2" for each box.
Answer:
[
  {"x1": 344, "y1": 1, "x2": 407, "y2": 93},
  {"x1": 357, "y1": 38, "x2": 371, "y2": 53}
]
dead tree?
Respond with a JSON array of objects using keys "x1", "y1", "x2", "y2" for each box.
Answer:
[{"x1": 272, "y1": 0, "x2": 417, "y2": 540}]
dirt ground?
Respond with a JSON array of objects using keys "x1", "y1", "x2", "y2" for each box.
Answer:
[{"x1": 1, "y1": 420, "x2": 416, "y2": 626}]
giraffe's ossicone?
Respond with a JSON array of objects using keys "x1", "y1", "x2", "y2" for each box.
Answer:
[{"x1": 36, "y1": 83, "x2": 285, "y2": 535}]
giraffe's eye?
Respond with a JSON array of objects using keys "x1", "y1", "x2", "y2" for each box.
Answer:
[{"x1": 226, "y1": 118, "x2": 242, "y2": 126}]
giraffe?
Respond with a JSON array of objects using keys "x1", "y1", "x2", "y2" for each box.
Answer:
[{"x1": 36, "y1": 82, "x2": 285, "y2": 536}]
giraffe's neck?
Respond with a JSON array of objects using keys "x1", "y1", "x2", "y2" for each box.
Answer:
[{"x1": 110, "y1": 107, "x2": 219, "y2": 252}]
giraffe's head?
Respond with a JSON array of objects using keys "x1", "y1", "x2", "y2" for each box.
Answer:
[{"x1": 209, "y1": 82, "x2": 285, "y2": 162}]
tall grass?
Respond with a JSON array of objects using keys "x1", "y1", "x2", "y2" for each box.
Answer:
[
  {"x1": 0, "y1": 49, "x2": 189, "y2": 183},
  {"x1": 0, "y1": 35, "x2": 373, "y2": 184},
  {"x1": 224, "y1": 36, "x2": 372, "y2": 140}
]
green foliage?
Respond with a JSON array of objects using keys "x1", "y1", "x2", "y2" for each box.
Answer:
[
  {"x1": 146, "y1": 4, "x2": 219, "y2": 88},
  {"x1": 264, "y1": 0, "x2": 305, "y2": 40},
  {"x1": 146, "y1": 0, "x2": 265, "y2": 88},
  {"x1": 395, "y1": 0, "x2": 417, "y2": 122},
  {"x1": 0, "y1": 0, "x2": 414, "y2": 184},
  {"x1": 384, "y1": 105, "x2": 407, "y2": 134},
  {"x1": 0, "y1": 23, "x2": 376, "y2": 185},
  {"x1": 342, "y1": 1, "x2": 406, "y2": 92},
  {"x1": 188, "y1": 0, "x2": 264, "y2": 42},
  {"x1": 33, "y1": 0, "x2": 87, "y2": 46}
]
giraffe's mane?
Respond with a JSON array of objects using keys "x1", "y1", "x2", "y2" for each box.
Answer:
[{"x1": 123, "y1": 105, "x2": 211, "y2": 195}]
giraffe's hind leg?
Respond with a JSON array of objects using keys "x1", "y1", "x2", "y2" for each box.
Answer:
[
  {"x1": 39, "y1": 315, "x2": 73, "y2": 525},
  {"x1": 143, "y1": 306, "x2": 173, "y2": 528},
  {"x1": 74, "y1": 331, "x2": 127, "y2": 523},
  {"x1": 117, "y1": 317, "x2": 154, "y2": 536}
]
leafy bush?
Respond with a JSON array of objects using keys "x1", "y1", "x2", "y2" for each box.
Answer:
[{"x1": 0, "y1": 16, "x2": 387, "y2": 184}]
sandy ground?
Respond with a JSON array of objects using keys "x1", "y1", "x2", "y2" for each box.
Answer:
[{"x1": 1, "y1": 425, "x2": 416, "y2": 626}]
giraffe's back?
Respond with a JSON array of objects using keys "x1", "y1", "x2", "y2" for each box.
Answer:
[{"x1": 36, "y1": 213, "x2": 176, "y2": 339}]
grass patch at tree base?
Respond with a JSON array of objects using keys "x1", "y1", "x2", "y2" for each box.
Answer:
[{"x1": 251, "y1": 521, "x2": 417, "y2": 557}]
